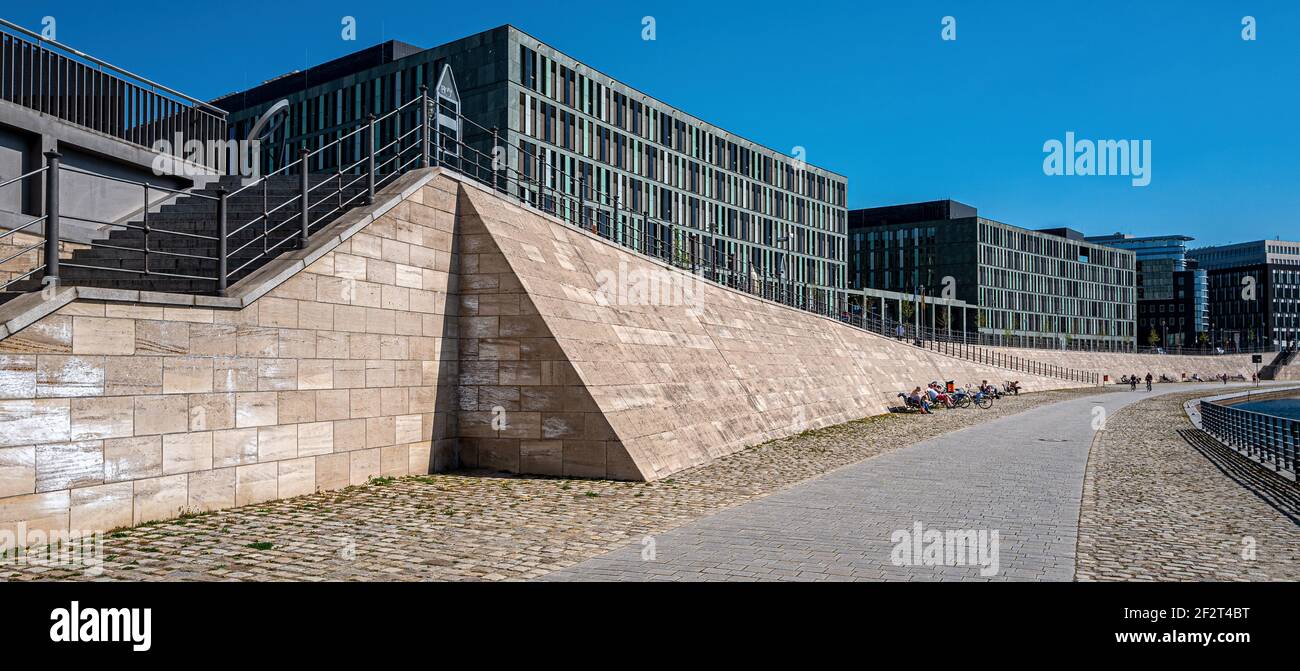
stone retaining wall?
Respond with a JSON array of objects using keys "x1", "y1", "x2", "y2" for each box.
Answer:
[
  {"x1": 8, "y1": 170, "x2": 1266, "y2": 543},
  {"x1": 454, "y1": 183, "x2": 1084, "y2": 480},
  {"x1": 995, "y1": 347, "x2": 1257, "y2": 385},
  {"x1": 0, "y1": 175, "x2": 459, "y2": 545}
]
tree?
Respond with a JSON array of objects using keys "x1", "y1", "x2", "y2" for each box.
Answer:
[{"x1": 1147, "y1": 328, "x2": 1160, "y2": 347}]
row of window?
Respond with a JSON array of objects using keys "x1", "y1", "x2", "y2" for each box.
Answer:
[
  {"x1": 978, "y1": 307, "x2": 1134, "y2": 340},
  {"x1": 519, "y1": 45, "x2": 845, "y2": 207},
  {"x1": 518, "y1": 93, "x2": 838, "y2": 234},
  {"x1": 517, "y1": 140, "x2": 844, "y2": 291}
]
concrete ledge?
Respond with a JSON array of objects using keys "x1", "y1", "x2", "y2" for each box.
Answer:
[{"x1": 0, "y1": 286, "x2": 77, "y2": 336}]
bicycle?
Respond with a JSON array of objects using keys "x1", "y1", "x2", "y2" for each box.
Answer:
[{"x1": 952, "y1": 386, "x2": 994, "y2": 409}]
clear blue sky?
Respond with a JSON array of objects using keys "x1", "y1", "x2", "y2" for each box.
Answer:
[{"x1": 14, "y1": 1, "x2": 1299, "y2": 246}]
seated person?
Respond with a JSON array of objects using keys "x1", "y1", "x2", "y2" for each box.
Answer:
[
  {"x1": 980, "y1": 380, "x2": 999, "y2": 397},
  {"x1": 1005, "y1": 380, "x2": 1021, "y2": 395},
  {"x1": 926, "y1": 383, "x2": 954, "y2": 408},
  {"x1": 908, "y1": 387, "x2": 932, "y2": 414}
]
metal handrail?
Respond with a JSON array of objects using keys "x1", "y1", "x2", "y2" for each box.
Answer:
[
  {"x1": 1200, "y1": 398, "x2": 1299, "y2": 477},
  {"x1": 56, "y1": 165, "x2": 220, "y2": 200},
  {"x1": 423, "y1": 108, "x2": 1099, "y2": 386},
  {"x1": 0, "y1": 165, "x2": 47, "y2": 191}
]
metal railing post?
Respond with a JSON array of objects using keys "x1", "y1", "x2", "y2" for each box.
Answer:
[
  {"x1": 42, "y1": 151, "x2": 61, "y2": 286},
  {"x1": 299, "y1": 148, "x2": 311, "y2": 248},
  {"x1": 142, "y1": 184, "x2": 150, "y2": 276},
  {"x1": 578, "y1": 176, "x2": 587, "y2": 230},
  {"x1": 419, "y1": 86, "x2": 430, "y2": 169},
  {"x1": 217, "y1": 188, "x2": 229, "y2": 293},
  {"x1": 491, "y1": 126, "x2": 500, "y2": 192},
  {"x1": 366, "y1": 114, "x2": 377, "y2": 204}
]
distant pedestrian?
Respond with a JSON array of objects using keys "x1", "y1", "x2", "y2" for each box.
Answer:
[
  {"x1": 1145, "y1": 373, "x2": 1153, "y2": 391},
  {"x1": 895, "y1": 324, "x2": 905, "y2": 341}
]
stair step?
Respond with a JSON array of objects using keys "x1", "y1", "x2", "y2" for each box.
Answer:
[{"x1": 44, "y1": 171, "x2": 368, "y2": 296}]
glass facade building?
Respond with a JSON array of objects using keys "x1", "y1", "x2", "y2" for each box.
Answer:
[
  {"x1": 849, "y1": 200, "x2": 1136, "y2": 349},
  {"x1": 213, "y1": 26, "x2": 849, "y2": 309},
  {"x1": 1086, "y1": 233, "x2": 1209, "y2": 348},
  {"x1": 1188, "y1": 240, "x2": 1300, "y2": 350}
]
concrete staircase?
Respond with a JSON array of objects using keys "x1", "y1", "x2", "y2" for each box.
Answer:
[
  {"x1": 2, "y1": 173, "x2": 368, "y2": 300},
  {"x1": 1260, "y1": 349, "x2": 1300, "y2": 380}
]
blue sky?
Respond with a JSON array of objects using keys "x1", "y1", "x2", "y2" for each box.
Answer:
[{"x1": 14, "y1": 1, "x2": 1299, "y2": 246}]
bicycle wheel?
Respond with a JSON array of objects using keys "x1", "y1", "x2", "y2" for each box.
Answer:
[
  {"x1": 976, "y1": 395, "x2": 993, "y2": 409},
  {"x1": 956, "y1": 395, "x2": 972, "y2": 409}
]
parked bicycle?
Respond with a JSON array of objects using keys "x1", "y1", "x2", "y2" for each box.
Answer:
[{"x1": 950, "y1": 385, "x2": 994, "y2": 409}]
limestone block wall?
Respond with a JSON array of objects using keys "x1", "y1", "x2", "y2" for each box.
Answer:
[
  {"x1": 454, "y1": 197, "x2": 633, "y2": 479},
  {"x1": 16, "y1": 168, "x2": 1259, "y2": 538},
  {"x1": 0, "y1": 232, "x2": 82, "y2": 286},
  {"x1": 994, "y1": 347, "x2": 1257, "y2": 383},
  {"x1": 455, "y1": 183, "x2": 1083, "y2": 481},
  {"x1": 0, "y1": 177, "x2": 459, "y2": 544}
]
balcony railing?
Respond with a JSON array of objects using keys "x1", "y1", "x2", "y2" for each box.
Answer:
[{"x1": 0, "y1": 18, "x2": 226, "y2": 169}]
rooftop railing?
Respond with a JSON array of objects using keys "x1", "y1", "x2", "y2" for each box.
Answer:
[{"x1": 0, "y1": 18, "x2": 227, "y2": 170}]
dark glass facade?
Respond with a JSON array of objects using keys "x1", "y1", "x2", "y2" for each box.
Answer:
[
  {"x1": 849, "y1": 200, "x2": 1136, "y2": 348},
  {"x1": 1086, "y1": 233, "x2": 1208, "y2": 348},
  {"x1": 1190, "y1": 240, "x2": 1300, "y2": 350}
]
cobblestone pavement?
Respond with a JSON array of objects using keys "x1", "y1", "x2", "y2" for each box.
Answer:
[
  {"x1": 544, "y1": 384, "x2": 1253, "y2": 582},
  {"x1": 1, "y1": 387, "x2": 1110, "y2": 581},
  {"x1": 1077, "y1": 389, "x2": 1300, "y2": 581}
]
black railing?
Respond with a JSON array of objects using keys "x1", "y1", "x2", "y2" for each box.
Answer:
[
  {"x1": 4, "y1": 83, "x2": 1098, "y2": 385},
  {"x1": 7, "y1": 96, "x2": 422, "y2": 294},
  {"x1": 425, "y1": 97, "x2": 1098, "y2": 387},
  {"x1": 0, "y1": 18, "x2": 227, "y2": 170},
  {"x1": 1135, "y1": 343, "x2": 1282, "y2": 356},
  {"x1": 222, "y1": 97, "x2": 424, "y2": 286},
  {"x1": 0, "y1": 164, "x2": 50, "y2": 292},
  {"x1": 1200, "y1": 399, "x2": 1299, "y2": 478}
]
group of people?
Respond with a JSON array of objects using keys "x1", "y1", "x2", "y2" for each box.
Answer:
[
  {"x1": 902, "y1": 380, "x2": 1003, "y2": 414},
  {"x1": 1125, "y1": 373, "x2": 1153, "y2": 391}
]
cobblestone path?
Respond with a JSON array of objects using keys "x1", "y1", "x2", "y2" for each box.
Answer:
[
  {"x1": 1, "y1": 387, "x2": 1108, "y2": 581},
  {"x1": 545, "y1": 384, "x2": 1271, "y2": 581},
  {"x1": 1076, "y1": 389, "x2": 1300, "y2": 581}
]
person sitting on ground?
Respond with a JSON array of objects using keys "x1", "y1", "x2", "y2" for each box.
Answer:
[
  {"x1": 980, "y1": 380, "x2": 1000, "y2": 397},
  {"x1": 1005, "y1": 380, "x2": 1021, "y2": 395},
  {"x1": 926, "y1": 382, "x2": 955, "y2": 408},
  {"x1": 908, "y1": 387, "x2": 931, "y2": 414}
]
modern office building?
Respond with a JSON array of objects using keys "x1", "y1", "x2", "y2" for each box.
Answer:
[
  {"x1": 1188, "y1": 240, "x2": 1300, "y2": 350},
  {"x1": 212, "y1": 25, "x2": 849, "y2": 309},
  {"x1": 848, "y1": 200, "x2": 1136, "y2": 349},
  {"x1": 1086, "y1": 233, "x2": 1208, "y2": 349}
]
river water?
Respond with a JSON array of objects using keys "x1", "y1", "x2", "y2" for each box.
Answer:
[{"x1": 1235, "y1": 397, "x2": 1300, "y2": 420}]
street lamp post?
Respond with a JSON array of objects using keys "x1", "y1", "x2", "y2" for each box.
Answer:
[{"x1": 915, "y1": 284, "x2": 925, "y2": 345}]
